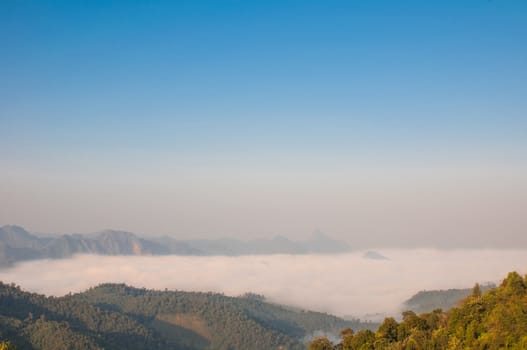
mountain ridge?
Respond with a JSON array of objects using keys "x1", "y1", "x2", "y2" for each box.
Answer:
[
  {"x1": 0, "y1": 225, "x2": 351, "y2": 267},
  {"x1": 0, "y1": 280, "x2": 373, "y2": 350}
]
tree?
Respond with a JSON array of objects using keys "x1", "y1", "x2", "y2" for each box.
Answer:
[
  {"x1": 377, "y1": 317, "x2": 398, "y2": 342},
  {"x1": 471, "y1": 283, "x2": 481, "y2": 298},
  {"x1": 339, "y1": 328, "x2": 354, "y2": 339},
  {"x1": 501, "y1": 271, "x2": 526, "y2": 295},
  {"x1": 308, "y1": 336, "x2": 334, "y2": 350}
]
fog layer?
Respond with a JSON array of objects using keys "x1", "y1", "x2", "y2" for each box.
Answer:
[{"x1": 0, "y1": 250, "x2": 525, "y2": 319}]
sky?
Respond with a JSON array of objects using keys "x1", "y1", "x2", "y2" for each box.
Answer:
[{"x1": 1, "y1": 0, "x2": 526, "y2": 247}]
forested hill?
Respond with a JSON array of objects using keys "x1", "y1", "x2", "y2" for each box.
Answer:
[
  {"x1": 0, "y1": 281, "x2": 372, "y2": 350},
  {"x1": 309, "y1": 271, "x2": 527, "y2": 350},
  {"x1": 0, "y1": 282, "x2": 165, "y2": 350},
  {"x1": 403, "y1": 283, "x2": 496, "y2": 314},
  {"x1": 73, "y1": 284, "x2": 373, "y2": 349}
]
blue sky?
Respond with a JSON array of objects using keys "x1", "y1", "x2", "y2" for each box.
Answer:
[{"x1": 1, "y1": 1, "x2": 526, "y2": 245}]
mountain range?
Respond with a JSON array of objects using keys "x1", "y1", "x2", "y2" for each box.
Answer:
[{"x1": 0, "y1": 225, "x2": 351, "y2": 267}]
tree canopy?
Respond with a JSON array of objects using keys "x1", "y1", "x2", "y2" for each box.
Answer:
[{"x1": 310, "y1": 271, "x2": 527, "y2": 350}]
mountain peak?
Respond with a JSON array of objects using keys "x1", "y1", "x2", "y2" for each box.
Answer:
[
  {"x1": 363, "y1": 251, "x2": 389, "y2": 260},
  {"x1": 310, "y1": 229, "x2": 330, "y2": 241},
  {"x1": 272, "y1": 235, "x2": 291, "y2": 242},
  {"x1": 0, "y1": 225, "x2": 35, "y2": 240},
  {"x1": 0, "y1": 224, "x2": 30, "y2": 234}
]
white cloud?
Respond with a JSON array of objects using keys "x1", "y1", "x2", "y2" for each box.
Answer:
[{"x1": 0, "y1": 249, "x2": 526, "y2": 319}]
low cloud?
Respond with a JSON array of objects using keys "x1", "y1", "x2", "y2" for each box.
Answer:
[{"x1": 0, "y1": 250, "x2": 526, "y2": 319}]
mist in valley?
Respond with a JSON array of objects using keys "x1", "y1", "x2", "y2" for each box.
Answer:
[{"x1": 1, "y1": 249, "x2": 526, "y2": 320}]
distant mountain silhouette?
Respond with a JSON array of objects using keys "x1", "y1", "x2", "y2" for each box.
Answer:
[
  {"x1": 0, "y1": 225, "x2": 351, "y2": 266},
  {"x1": 0, "y1": 225, "x2": 169, "y2": 266},
  {"x1": 163, "y1": 230, "x2": 351, "y2": 256},
  {"x1": 363, "y1": 251, "x2": 389, "y2": 260},
  {"x1": 403, "y1": 283, "x2": 496, "y2": 314}
]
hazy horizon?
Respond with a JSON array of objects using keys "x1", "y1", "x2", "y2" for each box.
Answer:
[{"x1": 4, "y1": 224, "x2": 527, "y2": 250}]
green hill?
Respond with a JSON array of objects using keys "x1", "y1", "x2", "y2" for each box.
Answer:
[
  {"x1": 0, "y1": 281, "x2": 370, "y2": 350},
  {"x1": 74, "y1": 283, "x2": 373, "y2": 350},
  {"x1": 0, "y1": 282, "x2": 167, "y2": 350},
  {"x1": 310, "y1": 271, "x2": 527, "y2": 350}
]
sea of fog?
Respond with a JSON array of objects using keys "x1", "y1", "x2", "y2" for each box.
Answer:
[{"x1": 0, "y1": 249, "x2": 526, "y2": 320}]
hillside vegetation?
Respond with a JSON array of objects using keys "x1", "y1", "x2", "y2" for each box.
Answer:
[
  {"x1": 309, "y1": 271, "x2": 527, "y2": 350},
  {"x1": 0, "y1": 281, "x2": 370, "y2": 350}
]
